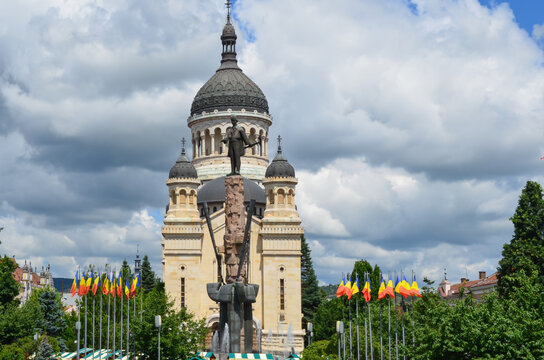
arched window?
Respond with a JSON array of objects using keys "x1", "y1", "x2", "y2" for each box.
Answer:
[
  {"x1": 277, "y1": 189, "x2": 285, "y2": 204},
  {"x1": 179, "y1": 190, "x2": 187, "y2": 204},
  {"x1": 287, "y1": 189, "x2": 294, "y2": 205},
  {"x1": 189, "y1": 190, "x2": 196, "y2": 205},
  {"x1": 268, "y1": 190, "x2": 274, "y2": 205},
  {"x1": 171, "y1": 190, "x2": 177, "y2": 205}
]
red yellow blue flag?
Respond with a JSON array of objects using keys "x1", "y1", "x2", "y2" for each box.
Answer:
[
  {"x1": 411, "y1": 275, "x2": 422, "y2": 298},
  {"x1": 378, "y1": 278, "x2": 386, "y2": 300},
  {"x1": 345, "y1": 278, "x2": 353, "y2": 299},
  {"x1": 336, "y1": 278, "x2": 345, "y2": 298},
  {"x1": 351, "y1": 277, "x2": 360, "y2": 296},
  {"x1": 71, "y1": 271, "x2": 78, "y2": 297}
]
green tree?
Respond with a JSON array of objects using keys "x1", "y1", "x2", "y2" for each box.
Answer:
[
  {"x1": 301, "y1": 337, "x2": 338, "y2": 360},
  {"x1": 301, "y1": 235, "x2": 322, "y2": 331},
  {"x1": 141, "y1": 255, "x2": 158, "y2": 293},
  {"x1": 0, "y1": 343, "x2": 25, "y2": 360},
  {"x1": 0, "y1": 256, "x2": 20, "y2": 307},
  {"x1": 37, "y1": 288, "x2": 66, "y2": 337},
  {"x1": 312, "y1": 297, "x2": 343, "y2": 341},
  {"x1": 36, "y1": 337, "x2": 55, "y2": 360},
  {"x1": 131, "y1": 286, "x2": 207, "y2": 360},
  {"x1": 498, "y1": 180, "x2": 544, "y2": 296},
  {"x1": 0, "y1": 295, "x2": 42, "y2": 345}
]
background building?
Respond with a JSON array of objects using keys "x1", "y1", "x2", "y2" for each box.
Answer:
[{"x1": 162, "y1": 8, "x2": 305, "y2": 355}]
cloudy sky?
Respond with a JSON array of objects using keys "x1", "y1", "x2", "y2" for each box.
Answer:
[{"x1": 1, "y1": 0, "x2": 544, "y2": 286}]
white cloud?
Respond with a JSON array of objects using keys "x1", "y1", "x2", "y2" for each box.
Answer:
[{"x1": 1, "y1": 0, "x2": 544, "y2": 286}]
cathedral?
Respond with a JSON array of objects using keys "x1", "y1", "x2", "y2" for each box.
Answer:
[{"x1": 161, "y1": 5, "x2": 305, "y2": 354}]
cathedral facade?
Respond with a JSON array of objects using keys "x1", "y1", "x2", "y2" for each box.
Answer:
[{"x1": 161, "y1": 9, "x2": 305, "y2": 354}]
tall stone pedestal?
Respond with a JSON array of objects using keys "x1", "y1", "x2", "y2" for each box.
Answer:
[
  {"x1": 207, "y1": 175, "x2": 259, "y2": 355},
  {"x1": 224, "y1": 176, "x2": 246, "y2": 283}
]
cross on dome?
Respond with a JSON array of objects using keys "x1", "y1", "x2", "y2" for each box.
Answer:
[
  {"x1": 225, "y1": 0, "x2": 231, "y2": 21},
  {"x1": 277, "y1": 135, "x2": 282, "y2": 152}
]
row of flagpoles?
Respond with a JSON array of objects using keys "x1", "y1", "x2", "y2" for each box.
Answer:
[
  {"x1": 335, "y1": 271, "x2": 422, "y2": 360},
  {"x1": 69, "y1": 267, "x2": 143, "y2": 359}
]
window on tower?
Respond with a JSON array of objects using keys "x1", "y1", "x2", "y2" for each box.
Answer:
[
  {"x1": 280, "y1": 278, "x2": 285, "y2": 311},
  {"x1": 181, "y1": 278, "x2": 186, "y2": 308}
]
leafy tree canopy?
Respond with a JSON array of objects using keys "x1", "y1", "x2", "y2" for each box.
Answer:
[{"x1": 498, "y1": 180, "x2": 544, "y2": 296}]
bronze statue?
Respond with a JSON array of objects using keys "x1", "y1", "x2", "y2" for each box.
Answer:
[{"x1": 222, "y1": 115, "x2": 259, "y2": 176}]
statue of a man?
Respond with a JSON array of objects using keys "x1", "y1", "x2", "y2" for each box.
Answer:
[{"x1": 222, "y1": 115, "x2": 258, "y2": 176}]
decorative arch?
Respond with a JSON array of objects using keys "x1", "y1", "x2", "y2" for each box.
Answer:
[
  {"x1": 287, "y1": 189, "x2": 295, "y2": 205},
  {"x1": 189, "y1": 190, "x2": 196, "y2": 205},
  {"x1": 268, "y1": 189, "x2": 274, "y2": 205},
  {"x1": 179, "y1": 189, "x2": 187, "y2": 204},
  {"x1": 170, "y1": 190, "x2": 177, "y2": 205},
  {"x1": 277, "y1": 188, "x2": 285, "y2": 204}
]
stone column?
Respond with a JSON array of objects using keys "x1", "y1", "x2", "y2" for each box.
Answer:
[
  {"x1": 211, "y1": 133, "x2": 216, "y2": 155},
  {"x1": 224, "y1": 175, "x2": 246, "y2": 283}
]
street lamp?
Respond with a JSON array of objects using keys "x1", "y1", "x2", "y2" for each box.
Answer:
[
  {"x1": 155, "y1": 315, "x2": 162, "y2": 360},
  {"x1": 336, "y1": 321, "x2": 344, "y2": 360},
  {"x1": 307, "y1": 322, "x2": 313, "y2": 346}
]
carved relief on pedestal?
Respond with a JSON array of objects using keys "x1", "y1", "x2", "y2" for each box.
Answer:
[{"x1": 224, "y1": 175, "x2": 246, "y2": 283}]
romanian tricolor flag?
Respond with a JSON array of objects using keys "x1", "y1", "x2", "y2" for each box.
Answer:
[
  {"x1": 131, "y1": 274, "x2": 138, "y2": 298},
  {"x1": 110, "y1": 273, "x2": 116, "y2": 297},
  {"x1": 79, "y1": 273, "x2": 87, "y2": 296},
  {"x1": 117, "y1": 273, "x2": 123, "y2": 298},
  {"x1": 92, "y1": 273, "x2": 100, "y2": 296},
  {"x1": 394, "y1": 276, "x2": 401, "y2": 295},
  {"x1": 336, "y1": 278, "x2": 346, "y2": 298},
  {"x1": 125, "y1": 277, "x2": 130, "y2": 300},
  {"x1": 85, "y1": 272, "x2": 93, "y2": 295},
  {"x1": 411, "y1": 275, "x2": 422, "y2": 298},
  {"x1": 102, "y1": 274, "x2": 109, "y2": 295},
  {"x1": 345, "y1": 278, "x2": 353, "y2": 299},
  {"x1": 385, "y1": 277, "x2": 395, "y2": 299},
  {"x1": 351, "y1": 277, "x2": 360, "y2": 296},
  {"x1": 363, "y1": 276, "x2": 371, "y2": 302},
  {"x1": 399, "y1": 276, "x2": 412, "y2": 298},
  {"x1": 71, "y1": 271, "x2": 78, "y2": 297},
  {"x1": 378, "y1": 278, "x2": 386, "y2": 300}
]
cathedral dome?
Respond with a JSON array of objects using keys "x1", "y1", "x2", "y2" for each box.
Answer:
[
  {"x1": 265, "y1": 139, "x2": 295, "y2": 178},
  {"x1": 169, "y1": 142, "x2": 198, "y2": 179},
  {"x1": 190, "y1": 16, "x2": 269, "y2": 115},
  {"x1": 197, "y1": 176, "x2": 265, "y2": 205}
]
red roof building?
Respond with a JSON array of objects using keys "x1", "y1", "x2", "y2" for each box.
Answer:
[{"x1": 438, "y1": 271, "x2": 498, "y2": 301}]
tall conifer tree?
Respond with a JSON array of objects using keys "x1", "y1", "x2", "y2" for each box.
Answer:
[
  {"x1": 141, "y1": 255, "x2": 157, "y2": 292},
  {"x1": 498, "y1": 180, "x2": 544, "y2": 296},
  {"x1": 301, "y1": 235, "x2": 321, "y2": 330}
]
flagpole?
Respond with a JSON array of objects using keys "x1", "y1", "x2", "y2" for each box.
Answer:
[
  {"x1": 120, "y1": 274, "x2": 124, "y2": 359},
  {"x1": 77, "y1": 266, "x2": 81, "y2": 359},
  {"x1": 85, "y1": 280, "x2": 88, "y2": 353},
  {"x1": 99, "y1": 271, "x2": 103, "y2": 356},
  {"x1": 349, "y1": 274, "x2": 353, "y2": 360},
  {"x1": 92, "y1": 279, "x2": 96, "y2": 360},
  {"x1": 394, "y1": 271, "x2": 398, "y2": 360},
  {"x1": 379, "y1": 274, "x2": 383, "y2": 360},
  {"x1": 411, "y1": 271, "x2": 415, "y2": 352},
  {"x1": 113, "y1": 271, "x2": 116, "y2": 360},
  {"x1": 364, "y1": 272, "x2": 368, "y2": 360},
  {"x1": 127, "y1": 289, "x2": 130, "y2": 359},
  {"x1": 401, "y1": 271, "x2": 405, "y2": 360},
  {"x1": 356, "y1": 292, "x2": 360, "y2": 360},
  {"x1": 368, "y1": 275, "x2": 373, "y2": 360},
  {"x1": 342, "y1": 295, "x2": 346, "y2": 360},
  {"x1": 388, "y1": 289, "x2": 391, "y2": 360}
]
